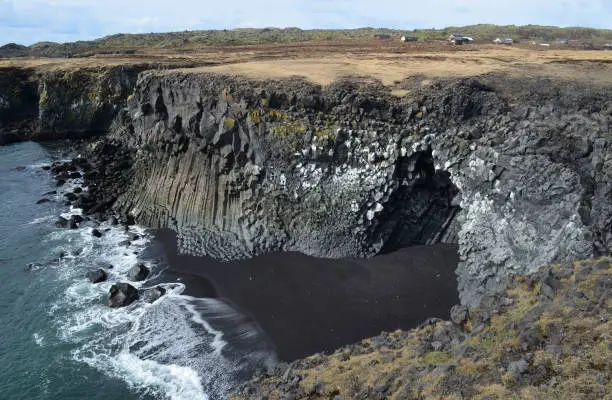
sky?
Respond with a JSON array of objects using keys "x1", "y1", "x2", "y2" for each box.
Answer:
[{"x1": 0, "y1": 0, "x2": 610, "y2": 45}]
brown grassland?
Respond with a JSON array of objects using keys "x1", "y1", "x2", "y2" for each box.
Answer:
[{"x1": 2, "y1": 40, "x2": 611, "y2": 91}]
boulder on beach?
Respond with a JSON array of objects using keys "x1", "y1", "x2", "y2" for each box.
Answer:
[
  {"x1": 86, "y1": 268, "x2": 108, "y2": 283},
  {"x1": 127, "y1": 264, "x2": 150, "y2": 281},
  {"x1": 107, "y1": 283, "x2": 139, "y2": 308},
  {"x1": 141, "y1": 286, "x2": 166, "y2": 303}
]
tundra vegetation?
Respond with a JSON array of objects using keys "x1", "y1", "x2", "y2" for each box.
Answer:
[{"x1": 1, "y1": 25, "x2": 612, "y2": 58}]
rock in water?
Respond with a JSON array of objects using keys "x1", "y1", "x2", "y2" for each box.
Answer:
[
  {"x1": 107, "y1": 283, "x2": 139, "y2": 308},
  {"x1": 86, "y1": 268, "x2": 108, "y2": 283},
  {"x1": 91, "y1": 228, "x2": 103, "y2": 238},
  {"x1": 141, "y1": 286, "x2": 166, "y2": 303},
  {"x1": 127, "y1": 264, "x2": 149, "y2": 281},
  {"x1": 36, "y1": 198, "x2": 51, "y2": 204},
  {"x1": 64, "y1": 192, "x2": 78, "y2": 201},
  {"x1": 55, "y1": 216, "x2": 77, "y2": 229}
]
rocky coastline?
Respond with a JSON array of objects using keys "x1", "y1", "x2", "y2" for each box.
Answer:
[
  {"x1": 4, "y1": 69, "x2": 608, "y2": 307},
  {"x1": 1, "y1": 63, "x2": 611, "y2": 397}
]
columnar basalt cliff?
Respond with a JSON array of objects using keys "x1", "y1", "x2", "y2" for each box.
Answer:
[
  {"x1": 1, "y1": 67, "x2": 610, "y2": 306},
  {"x1": 111, "y1": 73, "x2": 462, "y2": 262},
  {"x1": 106, "y1": 72, "x2": 611, "y2": 306}
]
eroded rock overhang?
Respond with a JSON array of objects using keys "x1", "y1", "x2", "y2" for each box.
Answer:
[{"x1": 101, "y1": 72, "x2": 612, "y2": 306}]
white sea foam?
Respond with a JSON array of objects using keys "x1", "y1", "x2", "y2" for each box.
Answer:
[
  {"x1": 33, "y1": 333, "x2": 44, "y2": 347},
  {"x1": 79, "y1": 352, "x2": 208, "y2": 400},
  {"x1": 29, "y1": 215, "x2": 56, "y2": 225},
  {"x1": 46, "y1": 219, "x2": 275, "y2": 400}
]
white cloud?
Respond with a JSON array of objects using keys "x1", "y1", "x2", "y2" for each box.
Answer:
[
  {"x1": 0, "y1": 0, "x2": 610, "y2": 45},
  {"x1": 133, "y1": 17, "x2": 160, "y2": 26}
]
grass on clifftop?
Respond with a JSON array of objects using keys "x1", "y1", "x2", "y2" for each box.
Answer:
[{"x1": 234, "y1": 257, "x2": 611, "y2": 399}]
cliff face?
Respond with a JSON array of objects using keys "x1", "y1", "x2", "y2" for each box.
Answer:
[
  {"x1": 108, "y1": 72, "x2": 611, "y2": 306},
  {"x1": 0, "y1": 66, "x2": 141, "y2": 144},
  {"x1": 1, "y1": 65, "x2": 610, "y2": 307},
  {"x1": 111, "y1": 73, "x2": 461, "y2": 262}
]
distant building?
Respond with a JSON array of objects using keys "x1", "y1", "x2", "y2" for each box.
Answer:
[
  {"x1": 401, "y1": 35, "x2": 418, "y2": 42},
  {"x1": 558, "y1": 38, "x2": 569, "y2": 45},
  {"x1": 374, "y1": 34, "x2": 391, "y2": 40}
]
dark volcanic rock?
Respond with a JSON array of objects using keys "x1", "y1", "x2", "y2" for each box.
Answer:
[
  {"x1": 450, "y1": 305, "x2": 468, "y2": 325},
  {"x1": 90, "y1": 73, "x2": 610, "y2": 309},
  {"x1": 0, "y1": 66, "x2": 142, "y2": 144},
  {"x1": 91, "y1": 228, "x2": 103, "y2": 238},
  {"x1": 127, "y1": 264, "x2": 149, "y2": 281},
  {"x1": 86, "y1": 268, "x2": 108, "y2": 283},
  {"x1": 141, "y1": 286, "x2": 166, "y2": 303},
  {"x1": 6, "y1": 70, "x2": 610, "y2": 309},
  {"x1": 55, "y1": 216, "x2": 78, "y2": 229},
  {"x1": 64, "y1": 192, "x2": 79, "y2": 201},
  {"x1": 107, "y1": 283, "x2": 138, "y2": 307}
]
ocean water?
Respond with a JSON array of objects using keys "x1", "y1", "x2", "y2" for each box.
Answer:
[{"x1": 0, "y1": 142, "x2": 274, "y2": 400}]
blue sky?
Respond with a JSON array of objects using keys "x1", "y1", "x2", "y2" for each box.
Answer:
[{"x1": 1, "y1": 0, "x2": 610, "y2": 45}]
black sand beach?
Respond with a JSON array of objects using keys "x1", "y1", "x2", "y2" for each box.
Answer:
[{"x1": 154, "y1": 229, "x2": 459, "y2": 361}]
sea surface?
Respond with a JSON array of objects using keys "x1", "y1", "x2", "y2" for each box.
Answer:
[{"x1": 0, "y1": 142, "x2": 274, "y2": 400}]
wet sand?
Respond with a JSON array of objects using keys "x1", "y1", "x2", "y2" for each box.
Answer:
[{"x1": 154, "y1": 229, "x2": 459, "y2": 361}]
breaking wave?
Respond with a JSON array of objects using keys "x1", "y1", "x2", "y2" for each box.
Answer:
[{"x1": 39, "y1": 210, "x2": 275, "y2": 399}]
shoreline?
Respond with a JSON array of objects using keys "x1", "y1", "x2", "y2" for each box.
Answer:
[{"x1": 153, "y1": 229, "x2": 459, "y2": 361}]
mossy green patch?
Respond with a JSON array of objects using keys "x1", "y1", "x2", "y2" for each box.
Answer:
[
  {"x1": 223, "y1": 118, "x2": 236, "y2": 130},
  {"x1": 422, "y1": 351, "x2": 453, "y2": 365}
]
